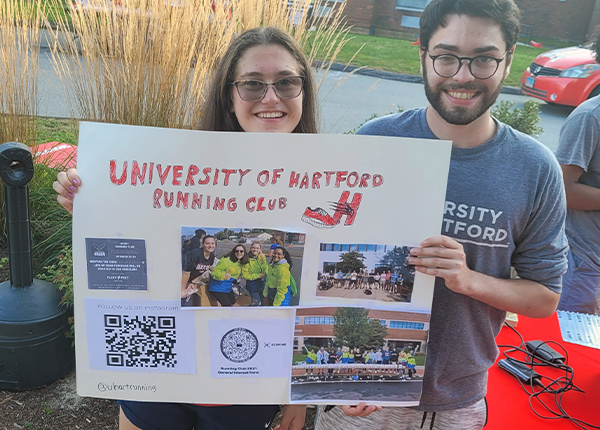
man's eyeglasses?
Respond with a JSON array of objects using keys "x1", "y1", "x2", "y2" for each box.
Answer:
[
  {"x1": 232, "y1": 76, "x2": 304, "y2": 102},
  {"x1": 427, "y1": 52, "x2": 506, "y2": 80}
]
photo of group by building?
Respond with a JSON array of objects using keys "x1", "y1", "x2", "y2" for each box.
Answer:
[
  {"x1": 316, "y1": 243, "x2": 415, "y2": 302},
  {"x1": 291, "y1": 307, "x2": 429, "y2": 403},
  {"x1": 180, "y1": 227, "x2": 305, "y2": 308}
]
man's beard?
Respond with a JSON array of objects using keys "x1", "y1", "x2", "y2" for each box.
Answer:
[{"x1": 423, "y1": 64, "x2": 504, "y2": 125}]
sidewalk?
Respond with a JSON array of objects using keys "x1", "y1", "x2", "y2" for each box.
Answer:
[{"x1": 315, "y1": 60, "x2": 524, "y2": 96}]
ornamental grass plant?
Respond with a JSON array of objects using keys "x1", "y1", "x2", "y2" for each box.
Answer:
[
  {"x1": 0, "y1": 0, "x2": 41, "y2": 145},
  {"x1": 0, "y1": 2, "x2": 76, "y2": 275},
  {"x1": 45, "y1": 0, "x2": 353, "y2": 128}
]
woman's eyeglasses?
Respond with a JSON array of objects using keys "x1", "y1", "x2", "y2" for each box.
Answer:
[
  {"x1": 232, "y1": 76, "x2": 304, "y2": 102},
  {"x1": 235, "y1": 249, "x2": 245, "y2": 254}
]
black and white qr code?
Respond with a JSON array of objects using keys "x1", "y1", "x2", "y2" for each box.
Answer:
[{"x1": 104, "y1": 315, "x2": 178, "y2": 368}]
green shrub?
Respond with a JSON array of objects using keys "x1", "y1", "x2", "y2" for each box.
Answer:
[
  {"x1": 491, "y1": 100, "x2": 543, "y2": 136},
  {"x1": 345, "y1": 106, "x2": 404, "y2": 135},
  {"x1": 38, "y1": 244, "x2": 73, "y2": 338}
]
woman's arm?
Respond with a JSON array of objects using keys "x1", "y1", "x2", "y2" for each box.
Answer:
[
  {"x1": 272, "y1": 266, "x2": 291, "y2": 306},
  {"x1": 210, "y1": 258, "x2": 232, "y2": 281}
]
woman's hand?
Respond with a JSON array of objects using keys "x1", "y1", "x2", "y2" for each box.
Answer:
[
  {"x1": 275, "y1": 405, "x2": 306, "y2": 430},
  {"x1": 224, "y1": 273, "x2": 231, "y2": 280},
  {"x1": 53, "y1": 168, "x2": 80, "y2": 214}
]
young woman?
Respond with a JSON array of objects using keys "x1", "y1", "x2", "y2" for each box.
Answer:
[
  {"x1": 181, "y1": 235, "x2": 218, "y2": 307},
  {"x1": 208, "y1": 244, "x2": 249, "y2": 307},
  {"x1": 246, "y1": 241, "x2": 268, "y2": 306},
  {"x1": 53, "y1": 26, "x2": 315, "y2": 430},
  {"x1": 264, "y1": 246, "x2": 296, "y2": 306}
]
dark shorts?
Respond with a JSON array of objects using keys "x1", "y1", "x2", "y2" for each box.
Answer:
[{"x1": 118, "y1": 401, "x2": 280, "y2": 430}]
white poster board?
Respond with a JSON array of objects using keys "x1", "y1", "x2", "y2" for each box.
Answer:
[{"x1": 73, "y1": 122, "x2": 451, "y2": 405}]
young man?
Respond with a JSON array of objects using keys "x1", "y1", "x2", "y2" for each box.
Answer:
[
  {"x1": 555, "y1": 33, "x2": 600, "y2": 316},
  {"x1": 315, "y1": 1, "x2": 567, "y2": 429}
]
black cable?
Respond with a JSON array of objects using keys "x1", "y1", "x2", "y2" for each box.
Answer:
[{"x1": 497, "y1": 321, "x2": 600, "y2": 429}]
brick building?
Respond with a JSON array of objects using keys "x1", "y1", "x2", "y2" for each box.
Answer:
[
  {"x1": 294, "y1": 307, "x2": 430, "y2": 352},
  {"x1": 341, "y1": 0, "x2": 600, "y2": 43}
]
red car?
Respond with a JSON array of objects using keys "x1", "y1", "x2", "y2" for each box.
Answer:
[{"x1": 520, "y1": 42, "x2": 600, "y2": 107}]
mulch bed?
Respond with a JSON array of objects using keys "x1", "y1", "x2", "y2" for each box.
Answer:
[
  {"x1": 0, "y1": 371, "x2": 118, "y2": 430},
  {"x1": 0, "y1": 371, "x2": 317, "y2": 430}
]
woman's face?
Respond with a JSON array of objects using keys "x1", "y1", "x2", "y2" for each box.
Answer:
[
  {"x1": 234, "y1": 246, "x2": 246, "y2": 259},
  {"x1": 202, "y1": 237, "x2": 216, "y2": 253},
  {"x1": 272, "y1": 248, "x2": 284, "y2": 263},
  {"x1": 250, "y1": 243, "x2": 261, "y2": 256},
  {"x1": 232, "y1": 44, "x2": 303, "y2": 133}
]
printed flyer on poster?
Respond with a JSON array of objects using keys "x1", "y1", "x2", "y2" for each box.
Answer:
[{"x1": 72, "y1": 122, "x2": 451, "y2": 405}]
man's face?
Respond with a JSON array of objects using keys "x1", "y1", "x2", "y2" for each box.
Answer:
[{"x1": 421, "y1": 14, "x2": 512, "y2": 125}]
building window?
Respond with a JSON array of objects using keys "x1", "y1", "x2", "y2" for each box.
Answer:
[
  {"x1": 395, "y1": 0, "x2": 431, "y2": 12},
  {"x1": 305, "y1": 317, "x2": 335, "y2": 325},
  {"x1": 380, "y1": 320, "x2": 386, "y2": 326},
  {"x1": 295, "y1": 317, "x2": 300, "y2": 325},
  {"x1": 358, "y1": 244, "x2": 367, "y2": 252},
  {"x1": 389, "y1": 321, "x2": 425, "y2": 330}
]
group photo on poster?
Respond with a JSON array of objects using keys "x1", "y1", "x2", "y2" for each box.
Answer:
[
  {"x1": 181, "y1": 226, "x2": 305, "y2": 308},
  {"x1": 291, "y1": 307, "x2": 429, "y2": 404},
  {"x1": 316, "y1": 243, "x2": 415, "y2": 303}
]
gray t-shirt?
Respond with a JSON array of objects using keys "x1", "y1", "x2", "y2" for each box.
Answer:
[
  {"x1": 358, "y1": 108, "x2": 568, "y2": 411},
  {"x1": 555, "y1": 95, "x2": 600, "y2": 271}
]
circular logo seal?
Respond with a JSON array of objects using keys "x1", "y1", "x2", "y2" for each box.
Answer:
[{"x1": 220, "y1": 327, "x2": 259, "y2": 363}]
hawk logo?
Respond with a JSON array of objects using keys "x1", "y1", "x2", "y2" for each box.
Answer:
[
  {"x1": 301, "y1": 191, "x2": 362, "y2": 229},
  {"x1": 92, "y1": 242, "x2": 107, "y2": 257}
]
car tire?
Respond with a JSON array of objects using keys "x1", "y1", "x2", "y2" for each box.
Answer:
[{"x1": 588, "y1": 85, "x2": 600, "y2": 100}]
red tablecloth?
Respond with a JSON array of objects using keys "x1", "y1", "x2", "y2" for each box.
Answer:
[{"x1": 487, "y1": 313, "x2": 600, "y2": 429}]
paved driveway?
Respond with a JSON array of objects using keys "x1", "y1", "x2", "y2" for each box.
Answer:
[{"x1": 36, "y1": 49, "x2": 573, "y2": 152}]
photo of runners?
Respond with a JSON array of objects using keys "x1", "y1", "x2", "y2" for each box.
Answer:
[
  {"x1": 291, "y1": 307, "x2": 428, "y2": 403},
  {"x1": 181, "y1": 227, "x2": 305, "y2": 308},
  {"x1": 316, "y1": 243, "x2": 415, "y2": 302}
]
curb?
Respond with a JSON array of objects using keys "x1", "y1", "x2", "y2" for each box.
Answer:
[{"x1": 316, "y1": 61, "x2": 524, "y2": 96}]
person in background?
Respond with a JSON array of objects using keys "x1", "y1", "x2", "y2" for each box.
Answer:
[
  {"x1": 181, "y1": 235, "x2": 218, "y2": 307},
  {"x1": 264, "y1": 246, "x2": 296, "y2": 306},
  {"x1": 555, "y1": 32, "x2": 600, "y2": 316},
  {"x1": 267, "y1": 235, "x2": 279, "y2": 258},
  {"x1": 208, "y1": 244, "x2": 249, "y2": 307},
  {"x1": 246, "y1": 241, "x2": 268, "y2": 306}
]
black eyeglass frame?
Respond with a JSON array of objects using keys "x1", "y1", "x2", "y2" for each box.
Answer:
[
  {"x1": 426, "y1": 51, "x2": 507, "y2": 80},
  {"x1": 231, "y1": 76, "x2": 305, "y2": 102}
]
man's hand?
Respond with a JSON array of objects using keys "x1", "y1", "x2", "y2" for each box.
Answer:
[
  {"x1": 340, "y1": 403, "x2": 382, "y2": 417},
  {"x1": 409, "y1": 235, "x2": 476, "y2": 295},
  {"x1": 409, "y1": 236, "x2": 560, "y2": 317},
  {"x1": 275, "y1": 405, "x2": 306, "y2": 430}
]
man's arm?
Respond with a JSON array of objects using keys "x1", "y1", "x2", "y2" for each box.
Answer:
[
  {"x1": 561, "y1": 164, "x2": 600, "y2": 211},
  {"x1": 409, "y1": 235, "x2": 560, "y2": 318}
]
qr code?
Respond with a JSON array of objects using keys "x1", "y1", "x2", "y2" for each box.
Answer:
[{"x1": 104, "y1": 315, "x2": 177, "y2": 368}]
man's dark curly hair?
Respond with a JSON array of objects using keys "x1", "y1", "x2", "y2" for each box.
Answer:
[{"x1": 420, "y1": 0, "x2": 522, "y2": 53}]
